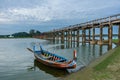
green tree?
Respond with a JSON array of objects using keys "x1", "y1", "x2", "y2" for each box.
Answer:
[
  {"x1": 12, "y1": 32, "x2": 31, "y2": 38},
  {"x1": 35, "y1": 30, "x2": 41, "y2": 36},
  {"x1": 29, "y1": 29, "x2": 35, "y2": 36}
]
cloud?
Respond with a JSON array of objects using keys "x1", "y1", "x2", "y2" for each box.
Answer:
[
  {"x1": 0, "y1": 0, "x2": 120, "y2": 34},
  {"x1": 0, "y1": 3, "x2": 88, "y2": 24},
  {"x1": 8, "y1": 7, "x2": 52, "y2": 21},
  {"x1": 0, "y1": 12, "x2": 15, "y2": 24},
  {"x1": 0, "y1": 0, "x2": 120, "y2": 24}
]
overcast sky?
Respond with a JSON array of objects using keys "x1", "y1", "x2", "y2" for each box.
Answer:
[{"x1": 0, "y1": 0, "x2": 120, "y2": 34}]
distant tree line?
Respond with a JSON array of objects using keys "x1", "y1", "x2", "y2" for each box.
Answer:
[
  {"x1": 29, "y1": 29, "x2": 41, "y2": 37},
  {"x1": 12, "y1": 32, "x2": 31, "y2": 38},
  {"x1": 0, "y1": 35, "x2": 9, "y2": 38},
  {"x1": 12, "y1": 29, "x2": 41, "y2": 38},
  {"x1": 0, "y1": 29, "x2": 42, "y2": 38}
]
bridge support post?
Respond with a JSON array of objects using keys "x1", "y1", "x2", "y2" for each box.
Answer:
[
  {"x1": 61, "y1": 31, "x2": 64, "y2": 44},
  {"x1": 71, "y1": 31, "x2": 73, "y2": 47},
  {"x1": 89, "y1": 29, "x2": 91, "y2": 43},
  {"x1": 67, "y1": 31, "x2": 70, "y2": 42},
  {"x1": 53, "y1": 32, "x2": 56, "y2": 43},
  {"x1": 58, "y1": 32, "x2": 60, "y2": 43},
  {"x1": 98, "y1": 25, "x2": 103, "y2": 45},
  {"x1": 73, "y1": 31, "x2": 76, "y2": 47},
  {"x1": 48, "y1": 33, "x2": 50, "y2": 39},
  {"x1": 65, "y1": 31, "x2": 67, "y2": 47},
  {"x1": 108, "y1": 23, "x2": 112, "y2": 50},
  {"x1": 66, "y1": 30, "x2": 70, "y2": 48},
  {"x1": 56, "y1": 32, "x2": 59, "y2": 43},
  {"x1": 77, "y1": 29, "x2": 79, "y2": 47},
  {"x1": 91, "y1": 27, "x2": 96, "y2": 44},
  {"x1": 99, "y1": 45, "x2": 103, "y2": 56},
  {"x1": 82, "y1": 29, "x2": 86, "y2": 44},
  {"x1": 45, "y1": 34, "x2": 50, "y2": 39}
]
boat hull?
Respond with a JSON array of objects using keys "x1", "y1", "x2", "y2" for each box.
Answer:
[
  {"x1": 27, "y1": 46, "x2": 77, "y2": 69},
  {"x1": 34, "y1": 51, "x2": 76, "y2": 69}
]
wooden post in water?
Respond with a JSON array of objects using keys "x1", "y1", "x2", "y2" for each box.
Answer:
[
  {"x1": 58, "y1": 32, "x2": 60, "y2": 43},
  {"x1": 71, "y1": 31, "x2": 73, "y2": 47},
  {"x1": 91, "y1": 27, "x2": 95, "y2": 44},
  {"x1": 61, "y1": 31, "x2": 65, "y2": 49},
  {"x1": 89, "y1": 29, "x2": 91, "y2": 43},
  {"x1": 73, "y1": 31, "x2": 74, "y2": 42},
  {"x1": 99, "y1": 45, "x2": 103, "y2": 56},
  {"x1": 56, "y1": 32, "x2": 59, "y2": 44},
  {"x1": 73, "y1": 31, "x2": 76, "y2": 47},
  {"x1": 48, "y1": 33, "x2": 50, "y2": 40},
  {"x1": 108, "y1": 21, "x2": 112, "y2": 49},
  {"x1": 65, "y1": 31, "x2": 67, "y2": 48},
  {"x1": 77, "y1": 29, "x2": 80, "y2": 47},
  {"x1": 82, "y1": 29, "x2": 84, "y2": 44},
  {"x1": 98, "y1": 24, "x2": 103, "y2": 45},
  {"x1": 61, "y1": 31, "x2": 64, "y2": 44},
  {"x1": 84, "y1": 29, "x2": 86, "y2": 43},
  {"x1": 65, "y1": 31, "x2": 67, "y2": 47},
  {"x1": 62, "y1": 31, "x2": 65, "y2": 43},
  {"x1": 93, "y1": 27, "x2": 95, "y2": 41},
  {"x1": 68, "y1": 30, "x2": 71, "y2": 48},
  {"x1": 82, "y1": 29, "x2": 86, "y2": 44},
  {"x1": 68, "y1": 31, "x2": 70, "y2": 41},
  {"x1": 53, "y1": 32, "x2": 56, "y2": 43}
]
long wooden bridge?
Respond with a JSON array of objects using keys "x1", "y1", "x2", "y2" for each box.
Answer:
[{"x1": 40, "y1": 14, "x2": 120, "y2": 49}]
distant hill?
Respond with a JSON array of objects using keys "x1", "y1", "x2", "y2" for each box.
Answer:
[
  {"x1": 12, "y1": 32, "x2": 31, "y2": 38},
  {"x1": 0, "y1": 29, "x2": 42, "y2": 38}
]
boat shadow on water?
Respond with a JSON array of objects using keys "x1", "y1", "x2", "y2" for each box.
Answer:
[
  {"x1": 28, "y1": 59, "x2": 69, "y2": 77},
  {"x1": 27, "y1": 59, "x2": 85, "y2": 77}
]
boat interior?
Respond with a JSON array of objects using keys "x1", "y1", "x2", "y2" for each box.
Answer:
[{"x1": 35, "y1": 51, "x2": 67, "y2": 63}]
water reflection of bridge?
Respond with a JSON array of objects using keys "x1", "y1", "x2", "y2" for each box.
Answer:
[{"x1": 40, "y1": 14, "x2": 120, "y2": 49}]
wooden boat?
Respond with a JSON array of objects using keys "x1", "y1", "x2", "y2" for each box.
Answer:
[{"x1": 27, "y1": 45, "x2": 77, "y2": 69}]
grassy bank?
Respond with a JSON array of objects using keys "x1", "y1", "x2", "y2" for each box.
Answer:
[
  {"x1": 112, "y1": 39, "x2": 119, "y2": 43},
  {"x1": 64, "y1": 46, "x2": 120, "y2": 80},
  {"x1": 93, "y1": 46, "x2": 120, "y2": 80}
]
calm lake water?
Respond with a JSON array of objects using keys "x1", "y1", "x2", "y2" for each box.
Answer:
[{"x1": 0, "y1": 38, "x2": 116, "y2": 80}]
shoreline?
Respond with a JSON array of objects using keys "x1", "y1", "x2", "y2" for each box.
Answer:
[{"x1": 63, "y1": 46, "x2": 120, "y2": 80}]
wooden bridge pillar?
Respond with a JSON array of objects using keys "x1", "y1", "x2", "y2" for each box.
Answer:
[
  {"x1": 99, "y1": 45, "x2": 103, "y2": 56},
  {"x1": 57, "y1": 32, "x2": 60, "y2": 41},
  {"x1": 88, "y1": 29, "x2": 91, "y2": 43},
  {"x1": 68, "y1": 30, "x2": 71, "y2": 48},
  {"x1": 46, "y1": 33, "x2": 49, "y2": 39},
  {"x1": 60, "y1": 31, "x2": 65, "y2": 49},
  {"x1": 93, "y1": 27, "x2": 95, "y2": 41},
  {"x1": 66, "y1": 31, "x2": 69, "y2": 48},
  {"x1": 100, "y1": 25, "x2": 103, "y2": 42},
  {"x1": 58, "y1": 32, "x2": 61, "y2": 43},
  {"x1": 65, "y1": 31, "x2": 68, "y2": 41},
  {"x1": 56, "y1": 32, "x2": 59, "y2": 43},
  {"x1": 82, "y1": 29, "x2": 86, "y2": 44},
  {"x1": 91, "y1": 27, "x2": 96, "y2": 44},
  {"x1": 61, "y1": 31, "x2": 64, "y2": 43},
  {"x1": 73, "y1": 31, "x2": 76, "y2": 47},
  {"x1": 71, "y1": 31, "x2": 73, "y2": 47},
  {"x1": 73, "y1": 31, "x2": 76, "y2": 42},
  {"x1": 108, "y1": 23, "x2": 112, "y2": 49},
  {"x1": 77, "y1": 29, "x2": 80, "y2": 47},
  {"x1": 53, "y1": 32, "x2": 56, "y2": 42},
  {"x1": 48, "y1": 33, "x2": 50, "y2": 40},
  {"x1": 68, "y1": 31, "x2": 70, "y2": 42},
  {"x1": 98, "y1": 25, "x2": 103, "y2": 45}
]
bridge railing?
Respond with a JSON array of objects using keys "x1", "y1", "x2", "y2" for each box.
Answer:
[{"x1": 46, "y1": 14, "x2": 120, "y2": 33}]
